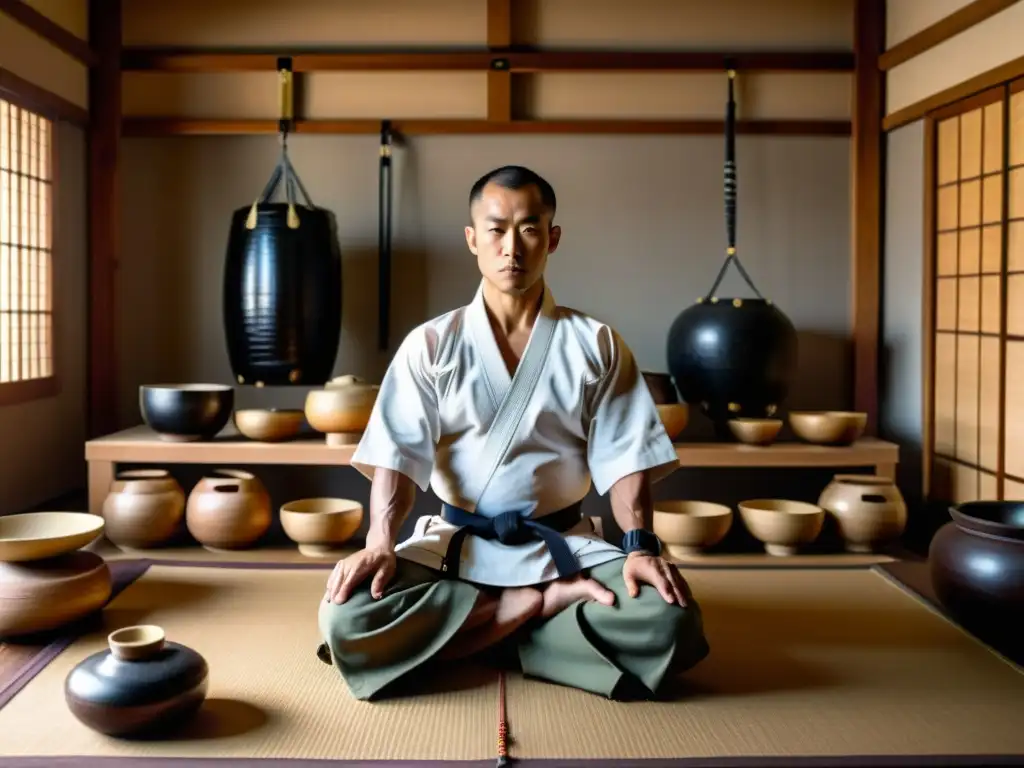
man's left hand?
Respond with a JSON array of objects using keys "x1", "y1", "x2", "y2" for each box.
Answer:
[{"x1": 622, "y1": 551, "x2": 689, "y2": 606}]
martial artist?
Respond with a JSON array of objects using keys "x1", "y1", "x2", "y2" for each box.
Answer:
[{"x1": 318, "y1": 165, "x2": 710, "y2": 701}]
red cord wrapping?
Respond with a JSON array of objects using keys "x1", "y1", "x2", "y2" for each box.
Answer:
[{"x1": 496, "y1": 670, "x2": 509, "y2": 766}]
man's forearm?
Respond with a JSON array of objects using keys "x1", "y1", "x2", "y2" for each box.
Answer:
[
  {"x1": 608, "y1": 469, "x2": 653, "y2": 534},
  {"x1": 365, "y1": 468, "x2": 416, "y2": 551}
]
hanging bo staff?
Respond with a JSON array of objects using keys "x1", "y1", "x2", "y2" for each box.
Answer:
[{"x1": 222, "y1": 55, "x2": 344, "y2": 387}]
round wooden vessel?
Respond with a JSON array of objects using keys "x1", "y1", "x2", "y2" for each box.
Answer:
[
  {"x1": 234, "y1": 408, "x2": 304, "y2": 442},
  {"x1": 280, "y1": 498, "x2": 363, "y2": 556},
  {"x1": 653, "y1": 500, "x2": 732, "y2": 558},
  {"x1": 185, "y1": 469, "x2": 271, "y2": 550},
  {"x1": 728, "y1": 417, "x2": 783, "y2": 446},
  {"x1": 0, "y1": 551, "x2": 112, "y2": 638},
  {"x1": 817, "y1": 474, "x2": 907, "y2": 552},
  {"x1": 738, "y1": 499, "x2": 825, "y2": 556},
  {"x1": 0, "y1": 511, "x2": 105, "y2": 563},
  {"x1": 304, "y1": 374, "x2": 379, "y2": 446},
  {"x1": 65, "y1": 624, "x2": 209, "y2": 737},
  {"x1": 789, "y1": 411, "x2": 867, "y2": 446},
  {"x1": 102, "y1": 470, "x2": 185, "y2": 550}
]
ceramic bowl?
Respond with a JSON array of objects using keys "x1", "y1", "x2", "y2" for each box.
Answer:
[
  {"x1": 653, "y1": 500, "x2": 733, "y2": 558},
  {"x1": 789, "y1": 410, "x2": 866, "y2": 446},
  {"x1": 738, "y1": 499, "x2": 825, "y2": 556},
  {"x1": 728, "y1": 418, "x2": 783, "y2": 445},
  {"x1": 657, "y1": 404, "x2": 689, "y2": 440},
  {"x1": 280, "y1": 498, "x2": 364, "y2": 557},
  {"x1": 234, "y1": 408, "x2": 304, "y2": 442},
  {"x1": 304, "y1": 375, "x2": 379, "y2": 446},
  {"x1": 0, "y1": 511, "x2": 105, "y2": 562},
  {"x1": 140, "y1": 384, "x2": 234, "y2": 442}
]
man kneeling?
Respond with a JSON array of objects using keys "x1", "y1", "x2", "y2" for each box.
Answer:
[{"x1": 316, "y1": 165, "x2": 710, "y2": 701}]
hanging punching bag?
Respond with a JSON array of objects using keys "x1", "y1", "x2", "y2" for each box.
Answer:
[
  {"x1": 666, "y1": 67, "x2": 798, "y2": 438},
  {"x1": 222, "y1": 59, "x2": 343, "y2": 387}
]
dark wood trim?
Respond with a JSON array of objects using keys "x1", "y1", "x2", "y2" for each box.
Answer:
[
  {"x1": 879, "y1": 0, "x2": 1020, "y2": 71},
  {"x1": 883, "y1": 53, "x2": 1024, "y2": 130},
  {"x1": 86, "y1": 0, "x2": 120, "y2": 439},
  {"x1": 852, "y1": 0, "x2": 885, "y2": 435},
  {"x1": 0, "y1": 66, "x2": 87, "y2": 126},
  {"x1": 0, "y1": 0, "x2": 97, "y2": 66},
  {"x1": 120, "y1": 48, "x2": 855, "y2": 73},
  {"x1": 929, "y1": 84, "x2": 1005, "y2": 121},
  {"x1": 119, "y1": 118, "x2": 853, "y2": 137},
  {"x1": 920, "y1": 114, "x2": 937, "y2": 500},
  {"x1": 486, "y1": 0, "x2": 512, "y2": 122},
  {"x1": 0, "y1": 377, "x2": 60, "y2": 407}
]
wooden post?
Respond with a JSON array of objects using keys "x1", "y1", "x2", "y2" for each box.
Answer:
[
  {"x1": 487, "y1": 0, "x2": 512, "y2": 122},
  {"x1": 87, "y1": 0, "x2": 122, "y2": 438},
  {"x1": 851, "y1": 0, "x2": 885, "y2": 435}
]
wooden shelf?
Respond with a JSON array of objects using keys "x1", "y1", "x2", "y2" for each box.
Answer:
[
  {"x1": 85, "y1": 424, "x2": 899, "y2": 516},
  {"x1": 119, "y1": 48, "x2": 855, "y2": 73}
]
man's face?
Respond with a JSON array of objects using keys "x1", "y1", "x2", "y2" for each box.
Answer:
[{"x1": 464, "y1": 181, "x2": 561, "y2": 296}]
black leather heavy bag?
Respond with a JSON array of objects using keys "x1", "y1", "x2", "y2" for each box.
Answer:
[{"x1": 222, "y1": 148, "x2": 343, "y2": 387}]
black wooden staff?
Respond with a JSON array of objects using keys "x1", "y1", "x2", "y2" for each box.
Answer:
[{"x1": 378, "y1": 120, "x2": 394, "y2": 350}]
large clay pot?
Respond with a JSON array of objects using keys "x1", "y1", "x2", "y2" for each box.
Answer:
[
  {"x1": 929, "y1": 500, "x2": 1024, "y2": 649},
  {"x1": 817, "y1": 474, "x2": 907, "y2": 553},
  {"x1": 102, "y1": 469, "x2": 185, "y2": 549},
  {"x1": 665, "y1": 72, "x2": 797, "y2": 438},
  {"x1": 65, "y1": 624, "x2": 208, "y2": 737},
  {"x1": 304, "y1": 374, "x2": 379, "y2": 446},
  {"x1": 0, "y1": 551, "x2": 112, "y2": 638},
  {"x1": 185, "y1": 469, "x2": 272, "y2": 550},
  {"x1": 223, "y1": 148, "x2": 343, "y2": 387}
]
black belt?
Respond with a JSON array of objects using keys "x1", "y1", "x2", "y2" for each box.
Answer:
[{"x1": 440, "y1": 501, "x2": 584, "y2": 579}]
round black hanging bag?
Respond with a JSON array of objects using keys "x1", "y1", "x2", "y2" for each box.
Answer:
[
  {"x1": 666, "y1": 69, "x2": 798, "y2": 438},
  {"x1": 222, "y1": 143, "x2": 343, "y2": 387}
]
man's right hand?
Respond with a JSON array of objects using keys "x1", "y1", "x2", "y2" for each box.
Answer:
[{"x1": 324, "y1": 547, "x2": 397, "y2": 604}]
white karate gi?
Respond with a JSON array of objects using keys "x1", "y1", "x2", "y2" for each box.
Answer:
[{"x1": 350, "y1": 280, "x2": 679, "y2": 587}]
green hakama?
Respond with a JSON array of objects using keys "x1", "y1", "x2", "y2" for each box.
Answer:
[{"x1": 317, "y1": 556, "x2": 709, "y2": 701}]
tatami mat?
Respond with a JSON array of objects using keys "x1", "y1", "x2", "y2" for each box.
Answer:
[{"x1": 0, "y1": 561, "x2": 1021, "y2": 765}]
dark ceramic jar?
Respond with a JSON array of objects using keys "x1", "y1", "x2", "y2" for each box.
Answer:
[
  {"x1": 65, "y1": 625, "x2": 208, "y2": 737},
  {"x1": 928, "y1": 501, "x2": 1024, "y2": 650}
]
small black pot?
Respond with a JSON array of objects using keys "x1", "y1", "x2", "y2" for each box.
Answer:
[
  {"x1": 139, "y1": 384, "x2": 234, "y2": 441},
  {"x1": 65, "y1": 625, "x2": 208, "y2": 738}
]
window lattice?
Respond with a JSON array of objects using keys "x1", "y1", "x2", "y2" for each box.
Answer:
[{"x1": 0, "y1": 98, "x2": 54, "y2": 384}]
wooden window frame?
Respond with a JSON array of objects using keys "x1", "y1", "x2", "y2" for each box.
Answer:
[
  {"x1": 922, "y1": 76, "x2": 1024, "y2": 504},
  {"x1": 0, "y1": 91, "x2": 60, "y2": 408}
]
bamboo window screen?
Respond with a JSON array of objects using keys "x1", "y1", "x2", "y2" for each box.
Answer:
[
  {"x1": 928, "y1": 78, "x2": 1024, "y2": 503},
  {"x1": 0, "y1": 98, "x2": 54, "y2": 385}
]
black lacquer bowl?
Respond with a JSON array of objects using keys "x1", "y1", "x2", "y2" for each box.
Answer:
[
  {"x1": 65, "y1": 625, "x2": 209, "y2": 737},
  {"x1": 929, "y1": 500, "x2": 1024, "y2": 652},
  {"x1": 140, "y1": 384, "x2": 234, "y2": 441}
]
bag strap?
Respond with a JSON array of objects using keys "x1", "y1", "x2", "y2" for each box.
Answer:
[{"x1": 245, "y1": 138, "x2": 317, "y2": 231}]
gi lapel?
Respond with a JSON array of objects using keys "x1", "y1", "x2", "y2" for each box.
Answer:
[{"x1": 461, "y1": 281, "x2": 558, "y2": 511}]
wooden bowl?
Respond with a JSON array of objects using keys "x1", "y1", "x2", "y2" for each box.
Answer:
[
  {"x1": 0, "y1": 550, "x2": 112, "y2": 638},
  {"x1": 305, "y1": 375, "x2": 379, "y2": 446},
  {"x1": 657, "y1": 404, "x2": 689, "y2": 440},
  {"x1": 653, "y1": 501, "x2": 732, "y2": 558},
  {"x1": 728, "y1": 418, "x2": 783, "y2": 446},
  {"x1": 0, "y1": 512, "x2": 105, "y2": 562},
  {"x1": 643, "y1": 371, "x2": 678, "y2": 404},
  {"x1": 738, "y1": 499, "x2": 825, "y2": 556},
  {"x1": 234, "y1": 408, "x2": 304, "y2": 442},
  {"x1": 140, "y1": 384, "x2": 234, "y2": 442},
  {"x1": 789, "y1": 410, "x2": 867, "y2": 446},
  {"x1": 280, "y1": 498, "x2": 364, "y2": 557}
]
